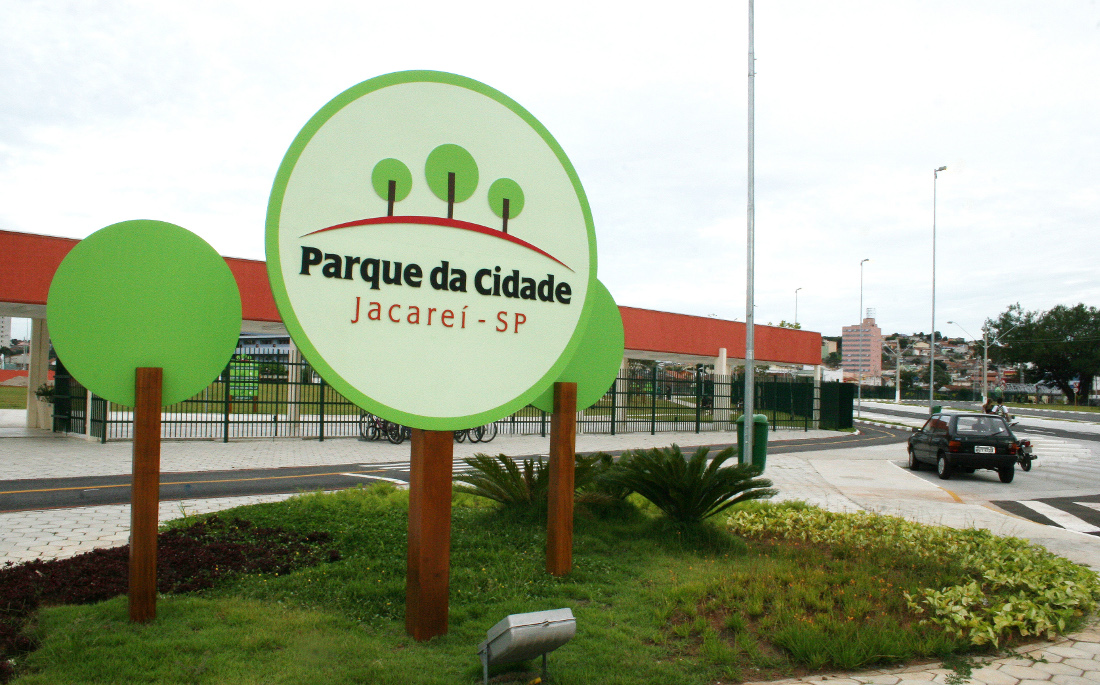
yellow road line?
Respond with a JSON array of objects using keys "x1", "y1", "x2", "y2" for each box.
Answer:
[
  {"x1": 942, "y1": 488, "x2": 964, "y2": 503},
  {"x1": 0, "y1": 469, "x2": 386, "y2": 496}
]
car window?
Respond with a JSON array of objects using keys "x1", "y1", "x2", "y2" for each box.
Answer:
[
  {"x1": 918, "y1": 418, "x2": 934, "y2": 433},
  {"x1": 931, "y1": 417, "x2": 949, "y2": 436},
  {"x1": 954, "y1": 415, "x2": 1009, "y2": 436}
]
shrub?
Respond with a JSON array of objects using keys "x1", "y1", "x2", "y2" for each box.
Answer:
[
  {"x1": 603, "y1": 444, "x2": 776, "y2": 525},
  {"x1": 454, "y1": 452, "x2": 617, "y2": 509},
  {"x1": 727, "y1": 505, "x2": 1100, "y2": 646}
]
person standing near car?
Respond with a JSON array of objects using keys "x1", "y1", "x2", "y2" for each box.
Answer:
[
  {"x1": 992, "y1": 398, "x2": 1011, "y2": 421},
  {"x1": 982, "y1": 397, "x2": 995, "y2": 414}
]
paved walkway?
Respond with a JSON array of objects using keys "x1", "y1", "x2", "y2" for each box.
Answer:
[{"x1": 3, "y1": 420, "x2": 1100, "y2": 684}]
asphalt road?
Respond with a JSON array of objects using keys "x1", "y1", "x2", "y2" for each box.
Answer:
[
  {"x1": 860, "y1": 404, "x2": 1100, "y2": 442},
  {"x1": 860, "y1": 402, "x2": 1100, "y2": 535},
  {"x1": 0, "y1": 426, "x2": 910, "y2": 513}
]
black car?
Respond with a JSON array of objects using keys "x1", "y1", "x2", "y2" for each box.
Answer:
[{"x1": 907, "y1": 411, "x2": 1021, "y2": 482}]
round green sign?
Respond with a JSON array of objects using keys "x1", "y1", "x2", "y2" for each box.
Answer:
[
  {"x1": 47, "y1": 220, "x2": 243, "y2": 407},
  {"x1": 266, "y1": 71, "x2": 598, "y2": 430},
  {"x1": 531, "y1": 279, "x2": 624, "y2": 412}
]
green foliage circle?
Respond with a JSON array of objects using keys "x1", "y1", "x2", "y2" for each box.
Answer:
[
  {"x1": 424, "y1": 144, "x2": 478, "y2": 203},
  {"x1": 371, "y1": 158, "x2": 412, "y2": 202},
  {"x1": 47, "y1": 220, "x2": 242, "y2": 408},
  {"x1": 487, "y1": 178, "x2": 524, "y2": 219},
  {"x1": 531, "y1": 280, "x2": 624, "y2": 412}
]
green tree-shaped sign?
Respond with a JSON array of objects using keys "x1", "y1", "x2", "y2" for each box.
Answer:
[
  {"x1": 488, "y1": 178, "x2": 524, "y2": 233},
  {"x1": 425, "y1": 143, "x2": 478, "y2": 219},
  {"x1": 371, "y1": 158, "x2": 412, "y2": 216}
]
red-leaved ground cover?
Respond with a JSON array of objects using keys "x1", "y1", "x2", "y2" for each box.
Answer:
[{"x1": 0, "y1": 515, "x2": 340, "y2": 682}]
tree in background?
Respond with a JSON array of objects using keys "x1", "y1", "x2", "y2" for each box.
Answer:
[
  {"x1": 989, "y1": 303, "x2": 1100, "y2": 404},
  {"x1": 918, "y1": 360, "x2": 952, "y2": 390},
  {"x1": 900, "y1": 368, "x2": 919, "y2": 394}
]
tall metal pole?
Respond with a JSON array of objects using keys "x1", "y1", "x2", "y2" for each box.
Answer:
[
  {"x1": 982, "y1": 327, "x2": 989, "y2": 403},
  {"x1": 795, "y1": 287, "x2": 802, "y2": 326},
  {"x1": 930, "y1": 166, "x2": 946, "y2": 413},
  {"x1": 744, "y1": 0, "x2": 756, "y2": 462},
  {"x1": 858, "y1": 259, "x2": 868, "y2": 418}
]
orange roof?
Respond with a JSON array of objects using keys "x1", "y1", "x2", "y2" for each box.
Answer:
[{"x1": 0, "y1": 229, "x2": 821, "y2": 365}]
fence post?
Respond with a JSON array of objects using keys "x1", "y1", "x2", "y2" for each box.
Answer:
[
  {"x1": 319, "y1": 376, "x2": 326, "y2": 442},
  {"x1": 222, "y1": 362, "x2": 231, "y2": 443},
  {"x1": 694, "y1": 367, "x2": 702, "y2": 434},
  {"x1": 610, "y1": 372, "x2": 617, "y2": 436},
  {"x1": 650, "y1": 365, "x2": 657, "y2": 435},
  {"x1": 540, "y1": 408, "x2": 547, "y2": 438}
]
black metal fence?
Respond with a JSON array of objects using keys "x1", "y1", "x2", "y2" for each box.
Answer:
[{"x1": 52, "y1": 352, "x2": 848, "y2": 441}]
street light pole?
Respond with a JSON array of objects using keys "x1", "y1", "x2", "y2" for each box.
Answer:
[
  {"x1": 858, "y1": 259, "x2": 869, "y2": 418},
  {"x1": 794, "y1": 287, "x2": 802, "y2": 327},
  {"x1": 930, "y1": 166, "x2": 947, "y2": 413},
  {"x1": 743, "y1": 0, "x2": 757, "y2": 463}
]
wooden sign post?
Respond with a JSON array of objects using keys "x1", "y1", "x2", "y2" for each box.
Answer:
[
  {"x1": 129, "y1": 367, "x2": 163, "y2": 622},
  {"x1": 406, "y1": 429, "x2": 454, "y2": 641},
  {"x1": 547, "y1": 381, "x2": 577, "y2": 576},
  {"x1": 46, "y1": 220, "x2": 242, "y2": 625}
]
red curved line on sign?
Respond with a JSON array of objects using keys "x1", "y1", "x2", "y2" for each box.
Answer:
[{"x1": 300, "y1": 216, "x2": 573, "y2": 272}]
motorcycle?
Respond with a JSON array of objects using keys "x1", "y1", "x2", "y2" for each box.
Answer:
[{"x1": 1009, "y1": 419, "x2": 1034, "y2": 471}]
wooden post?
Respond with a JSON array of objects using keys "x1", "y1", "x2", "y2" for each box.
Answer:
[
  {"x1": 547, "y1": 381, "x2": 577, "y2": 576},
  {"x1": 406, "y1": 429, "x2": 453, "y2": 641},
  {"x1": 129, "y1": 367, "x2": 162, "y2": 622}
]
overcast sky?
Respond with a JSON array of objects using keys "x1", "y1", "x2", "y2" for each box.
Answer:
[{"x1": 3, "y1": 1, "x2": 1099, "y2": 344}]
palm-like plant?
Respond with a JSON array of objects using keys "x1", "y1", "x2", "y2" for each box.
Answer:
[
  {"x1": 604, "y1": 444, "x2": 776, "y2": 524},
  {"x1": 455, "y1": 453, "x2": 609, "y2": 508}
]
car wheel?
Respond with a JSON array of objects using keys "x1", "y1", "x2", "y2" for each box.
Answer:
[
  {"x1": 937, "y1": 453, "x2": 952, "y2": 480},
  {"x1": 908, "y1": 448, "x2": 921, "y2": 471},
  {"x1": 998, "y1": 463, "x2": 1015, "y2": 483},
  {"x1": 1021, "y1": 458, "x2": 1032, "y2": 472}
]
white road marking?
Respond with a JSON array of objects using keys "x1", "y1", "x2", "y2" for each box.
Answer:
[
  {"x1": 339, "y1": 473, "x2": 409, "y2": 486},
  {"x1": 1018, "y1": 500, "x2": 1100, "y2": 534}
]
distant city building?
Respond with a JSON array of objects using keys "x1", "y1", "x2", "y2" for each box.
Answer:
[
  {"x1": 0, "y1": 316, "x2": 10, "y2": 347},
  {"x1": 842, "y1": 315, "x2": 883, "y2": 382}
]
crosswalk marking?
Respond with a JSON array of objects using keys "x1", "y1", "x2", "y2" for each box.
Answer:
[{"x1": 1018, "y1": 500, "x2": 1100, "y2": 534}]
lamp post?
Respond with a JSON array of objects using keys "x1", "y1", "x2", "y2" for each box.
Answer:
[
  {"x1": 930, "y1": 166, "x2": 947, "y2": 413},
  {"x1": 794, "y1": 287, "x2": 802, "y2": 326},
  {"x1": 857, "y1": 259, "x2": 869, "y2": 418},
  {"x1": 743, "y1": 0, "x2": 757, "y2": 463}
]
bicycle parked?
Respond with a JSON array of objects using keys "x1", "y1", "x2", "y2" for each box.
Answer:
[
  {"x1": 362, "y1": 412, "x2": 494, "y2": 445},
  {"x1": 359, "y1": 412, "x2": 410, "y2": 444},
  {"x1": 463, "y1": 423, "x2": 498, "y2": 444}
]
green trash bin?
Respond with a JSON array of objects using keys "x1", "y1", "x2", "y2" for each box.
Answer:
[{"x1": 736, "y1": 414, "x2": 769, "y2": 469}]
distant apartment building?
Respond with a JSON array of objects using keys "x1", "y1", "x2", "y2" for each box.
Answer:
[
  {"x1": 842, "y1": 316, "x2": 883, "y2": 382},
  {"x1": 0, "y1": 316, "x2": 10, "y2": 347}
]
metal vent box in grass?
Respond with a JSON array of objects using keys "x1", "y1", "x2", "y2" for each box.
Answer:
[{"x1": 479, "y1": 608, "x2": 576, "y2": 681}]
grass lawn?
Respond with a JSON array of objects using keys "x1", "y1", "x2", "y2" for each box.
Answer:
[
  {"x1": 6, "y1": 486, "x2": 1099, "y2": 684},
  {"x1": 0, "y1": 386, "x2": 25, "y2": 410}
]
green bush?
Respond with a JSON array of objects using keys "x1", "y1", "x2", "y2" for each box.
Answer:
[
  {"x1": 454, "y1": 452, "x2": 613, "y2": 509},
  {"x1": 727, "y1": 505, "x2": 1100, "y2": 646},
  {"x1": 603, "y1": 444, "x2": 776, "y2": 525}
]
